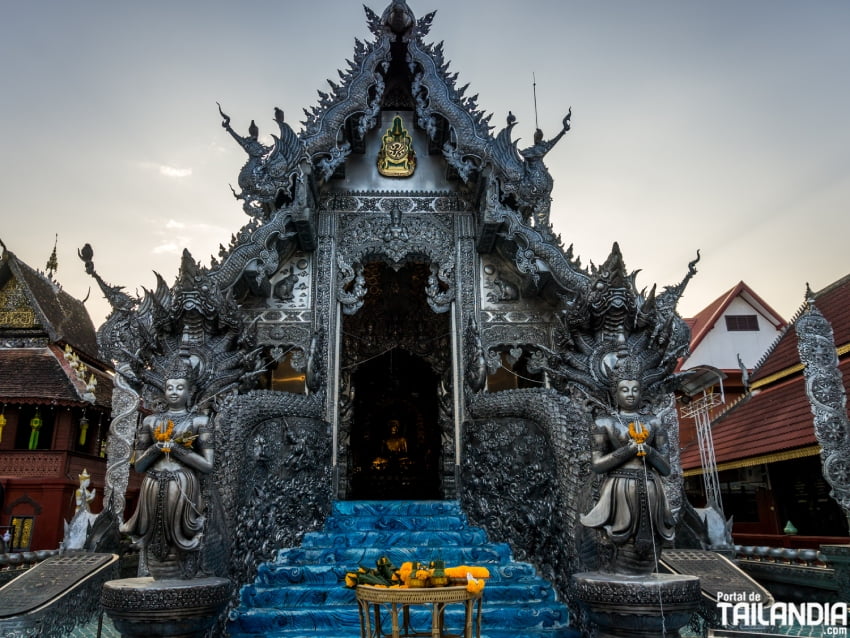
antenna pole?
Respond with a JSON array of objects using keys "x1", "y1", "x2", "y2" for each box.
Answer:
[{"x1": 533, "y1": 72, "x2": 539, "y2": 131}]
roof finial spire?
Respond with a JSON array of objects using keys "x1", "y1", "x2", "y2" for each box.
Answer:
[
  {"x1": 805, "y1": 282, "x2": 816, "y2": 308},
  {"x1": 46, "y1": 234, "x2": 59, "y2": 279},
  {"x1": 533, "y1": 72, "x2": 539, "y2": 132}
]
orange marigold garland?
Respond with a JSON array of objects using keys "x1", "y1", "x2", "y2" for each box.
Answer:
[
  {"x1": 154, "y1": 419, "x2": 175, "y2": 454},
  {"x1": 628, "y1": 421, "x2": 649, "y2": 456}
]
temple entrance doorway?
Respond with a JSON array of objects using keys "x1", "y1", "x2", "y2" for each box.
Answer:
[
  {"x1": 349, "y1": 350, "x2": 440, "y2": 499},
  {"x1": 340, "y1": 262, "x2": 451, "y2": 500}
]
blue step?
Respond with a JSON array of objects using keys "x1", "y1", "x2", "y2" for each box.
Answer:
[
  {"x1": 302, "y1": 529, "x2": 490, "y2": 547},
  {"x1": 227, "y1": 500, "x2": 578, "y2": 638}
]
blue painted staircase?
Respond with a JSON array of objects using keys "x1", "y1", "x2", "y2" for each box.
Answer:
[{"x1": 228, "y1": 500, "x2": 578, "y2": 638}]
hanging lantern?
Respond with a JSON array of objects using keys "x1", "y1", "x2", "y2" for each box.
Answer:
[
  {"x1": 0, "y1": 407, "x2": 6, "y2": 443},
  {"x1": 28, "y1": 409, "x2": 43, "y2": 451},
  {"x1": 79, "y1": 415, "x2": 89, "y2": 446}
]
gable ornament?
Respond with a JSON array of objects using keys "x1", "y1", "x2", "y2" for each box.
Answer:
[{"x1": 377, "y1": 114, "x2": 416, "y2": 177}]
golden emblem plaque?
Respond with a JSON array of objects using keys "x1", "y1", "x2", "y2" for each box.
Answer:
[{"x1": 377, "y1": 114, "x2": 416, "y2": 177}]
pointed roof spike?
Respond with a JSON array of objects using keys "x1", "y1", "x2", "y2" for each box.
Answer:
[
  {"x1": 417, "y1": 10, "x2": 437, "y2": 36},
  {"x1": 598, "y1": 242, "x2": 626, "y2": 277},
  {"x1": 637, "y1": 284, "x2": 658, "y2": 328},
  {"x1": 363, "y1": 5, "x2": 383, "y2": 33},
  {"x1": 645, "y1": 283, "x2": 657, "y2": 307},
  {"x1": 804, "y1": 282, "x2": 816, "y2": 307},
  {"x1": 177, "y1": 248, "x2": 202, "y2": 288},
  {"x1": 46, "y1": 234, "x2": 59, "y2": 276}
]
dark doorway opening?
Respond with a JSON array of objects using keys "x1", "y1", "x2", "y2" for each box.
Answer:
[
  {"x1": 341, "y1": 261, "x2": 452, "y2": 500},
  {"x1": 348, "y1": 349, "x2": 441, "y2": 500}
]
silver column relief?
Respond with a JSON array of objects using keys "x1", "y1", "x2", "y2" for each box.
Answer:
[
  {"x1": 103, "y1": 379, "x2": 139, "y2": 521},
  {"x1": 797, "y1": 298, "x2": 850, "y2": 524}
]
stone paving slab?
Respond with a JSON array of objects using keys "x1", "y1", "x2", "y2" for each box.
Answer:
[
  {"x1": 684, "y1": 622, "x2": 843, "y2": 637},
  {"x1": 62, "y1": 614, "x2": 120, "y2": 638},
  {"x1": 65, "y1": 607, "x2": 844, "y2": 638}
]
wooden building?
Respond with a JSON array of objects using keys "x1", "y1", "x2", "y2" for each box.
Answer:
[
  {"x1": 677, "y1": 281, "x2": 785, "y2": 457},
  {"x1": 680, "y1": 275, "x2": 850, "y2": 547},
  {"x1": 0, "y1": 245, "x2": 114, "y2": 551}
]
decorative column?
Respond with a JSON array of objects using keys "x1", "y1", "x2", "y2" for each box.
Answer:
[
  {"x1": 315, "y1": 210, "x2": 342, "y2": 495},
  {"x1": 102, "y1": 375, "x2": 139, "y2": 520},
  {"x1": 796, "y1": 293, "x2": 850, "y2": 528},
  {"x1": 451, "y1": 212, "x2": 478, "y2": 497},
  {"x1": 797, "y1": 296, "x2": 850, "y2": 603}
]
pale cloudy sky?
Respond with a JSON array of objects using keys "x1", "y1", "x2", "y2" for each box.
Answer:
[{"x1": 1, "y1": 1, "x2": 848, "y2": 329}]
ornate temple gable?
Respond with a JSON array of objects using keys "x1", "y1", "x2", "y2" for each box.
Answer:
[
  {"x1": 406, "y1": 28, "x2": 493, "y2": 166},
  {"x1": 0, "y1": 249, "x2": 100, "y2": 358},
  {"x1": 221, "y1": 1, "x2": 561, "y2": 212},
  {"x1": 215, "y1": 0, "x2": 584, "y2": 320},
  {"x1": 0, "y1": 273, "x2": 38, "y2": 331},
  {"x1": 299, "y1": 7, "x2": 395, "y2": 171}
]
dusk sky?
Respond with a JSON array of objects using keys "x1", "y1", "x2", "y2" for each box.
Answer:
[{"x1": 2, "y1": 1, "x2": 848, "y2": 339}]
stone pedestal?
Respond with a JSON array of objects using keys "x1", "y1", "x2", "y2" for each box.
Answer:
[
  {"x1": 572, "y1": 571, "x2": 701, "y2": 638},
  {"x1": 101, "y1": 576, "x2": 231, "y2": 638}
]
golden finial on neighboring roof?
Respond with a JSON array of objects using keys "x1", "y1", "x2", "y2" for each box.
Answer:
[{"x1": 46, "y1": 234, "x2": 59, "y2": 278}]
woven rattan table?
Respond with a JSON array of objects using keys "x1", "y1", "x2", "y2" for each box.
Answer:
[{"x1": 355, "y1": 585, "x2": 482, "y2": 638}]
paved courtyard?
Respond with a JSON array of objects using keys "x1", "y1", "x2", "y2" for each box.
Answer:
[
  {"x1": 62, "y1": 611, "x2": 843, "y2": 638},
  {"x1": 62, "y1": 614, "x2": 119, "y2": 638}
]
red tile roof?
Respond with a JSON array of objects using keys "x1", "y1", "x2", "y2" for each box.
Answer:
[
  {"x1": 0, "y1": 347, "x2": 113, "y2": 408},
  {"x1": 679, "y1": 360, "x2": 850, "y2": 469},
  {"x1": 681, "y1": 274, "x2": 850, "y2": 471},
  {"x1": 0, "y1": 348, "x2": 84, "y2": 404},
  {"x1": 751, "y1": 274, "x2": 850, "y2": 383}
]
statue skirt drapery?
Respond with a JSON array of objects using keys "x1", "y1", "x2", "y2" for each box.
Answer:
[
  {"x1": 121, "y1": 468, "x2": 205, "y2": 561},
  {"x1": 581, "y1": 467, "x2": 674, "y2": 551}
]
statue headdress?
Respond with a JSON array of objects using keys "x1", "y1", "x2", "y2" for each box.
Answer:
[
  {"x1": 607, "y1": 355, "x2": 643, "y2": 397},
  {"x1": 164, "y1": 356, "x2": 197, "y2": 385}
]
